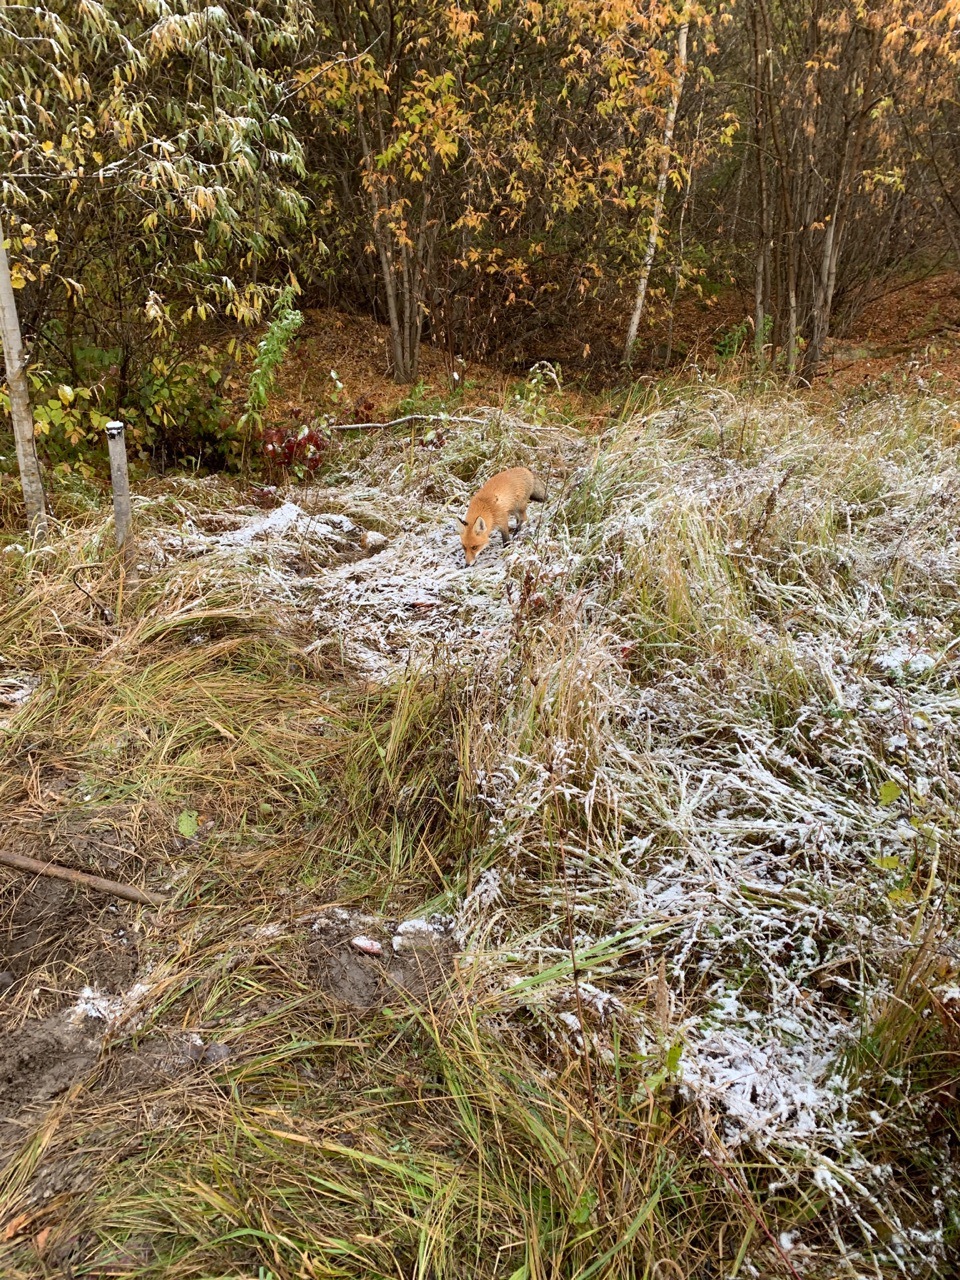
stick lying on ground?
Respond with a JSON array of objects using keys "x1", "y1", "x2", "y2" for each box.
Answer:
[
  {"x1": 328, "y1": 412, "x2": 488, "y2": 431},
  {"x1": 0, "y1": 850, "x2": 166, "y2": 907}
]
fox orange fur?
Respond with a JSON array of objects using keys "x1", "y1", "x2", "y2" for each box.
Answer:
[{"x1": 456, "y1": 467, "x2": 546, "y2": 565}]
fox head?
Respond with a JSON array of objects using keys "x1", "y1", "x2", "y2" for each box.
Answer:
[{"x1": 456, "y1": 515, "x2": 489, "y2": 566}]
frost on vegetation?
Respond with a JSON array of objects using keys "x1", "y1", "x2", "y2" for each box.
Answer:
[
  {"x1": 310, "y1": 907, "x2": 454, "y2": 953},
  {"x1": 312, "y1": 906, "x2": 382, "y2": 935},
  {"x1": 91, "y1": 390, "x2": 960, "y2": 1272},
  {"x1": 133, "y1": 423, "x2": 572, "y2": 678},
  {"x1": 147, "y1": 498, "x2": 362, "y2": 563},
  {"x1": 392, "y1": 916, "x2": 452, "y2": 953},
  {"x1": 306, "y1": 522, "x2": 513, "y2": 678},
  {"x1": 679, "y1": 1019, "x2": 849, "y2": 1151},
  {"x1": 441, "y1": 390, "x2": 960, "y2": 1275},
  {"x1": 0, "y1": 671, "x2": 40, "y2": 729},
  {"x1": 67, "y1": 980, "x2": 153, "y2": 1029},
  {"x1": 873, "y1": 642, "x2": 938, "y2": 678},
  {"x1": 457, "y1": 868, "x2": 503, "y2": 921},
  {"x1": 215, "y1": 501, "x2": 340, "y2": 548}
]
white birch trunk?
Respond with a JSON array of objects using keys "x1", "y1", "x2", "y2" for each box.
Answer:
[
  {"x1": 622, "y1": 20, "x2": 690, "y2": 367},
  {"x1": 0, "y1": 216, "x2": 46, "y2": 537}
]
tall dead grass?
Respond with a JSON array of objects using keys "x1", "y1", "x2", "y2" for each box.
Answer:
[{"x1": 2, "y1": 385, "x2": 960, "y2": 1277}]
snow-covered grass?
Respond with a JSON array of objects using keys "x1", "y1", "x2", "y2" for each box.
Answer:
[
  {"x1": 1, "y1": 386, "x2": 959, "y2": 1277},
  {"x1": 450, "y1": 389, "x2": 960, "y2": 1274}
]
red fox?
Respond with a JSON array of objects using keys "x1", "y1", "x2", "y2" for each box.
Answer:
[{"x1": 456, "y1": 467, "x2": 547, "y2": 565}]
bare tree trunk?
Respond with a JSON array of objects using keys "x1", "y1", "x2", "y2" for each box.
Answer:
[
  {"x1": 353, "y1": 73, "x2": 437, "y2": 386},
  {"x1": 751, "y1": 12, "x2": 771, "y2": 364},
  {"x1": 804, "y1": 73, "x2": 852, "y2": 375},
  {"x1": 359, "y1": 144, "x2": 402, "y2": 374},
  {"x1": 663, "y1": 108, "x2": 701, "y2": 367},
  {"x1": 355, "y1": 102, "x2": 413, "y2": 381},
  {"x1": 622, "y1": 19, "x2": 690, "y2": 367},
  {"x1": 0, "y1": 216, "x2": 46, "y2": 537},
  {"x1": 804, "y1": 40, "x2": 880, "y2": 377},
  {"x1": 757, "y1": 0, "x2": 797, "y2": 373},
  {"x1": 806, "y1": 165, "x2": 846, "y2": 374},
  {"x1": 785, "y1": 248, "x2": 798, "y2": 375}
]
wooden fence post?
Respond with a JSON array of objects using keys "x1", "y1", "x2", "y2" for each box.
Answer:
[{"x1": 105, "y1": 419, "x2": 137, "y2": 580}]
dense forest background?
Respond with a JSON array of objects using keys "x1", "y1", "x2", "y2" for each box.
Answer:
[{"x1": 2, "y1": 0, "x2": 960, "y2": 469}]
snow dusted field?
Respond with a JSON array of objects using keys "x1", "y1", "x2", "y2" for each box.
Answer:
[
  {"x1": 142, "y1": 390, "x2": 958, "y2": 1271},
  {"x1": 10, "y1": 388, "x2": 957, "y2": 1276}
]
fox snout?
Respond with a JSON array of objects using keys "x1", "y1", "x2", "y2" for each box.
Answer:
[{"x1": 455, "y1": 515, "x2": 489, "y2": 566}]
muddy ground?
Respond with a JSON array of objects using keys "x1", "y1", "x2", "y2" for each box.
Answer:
[
  {"x1": 0, "y1": 854, "x2": 455, "y2": 1252},
  {"x1": 0, "y1": 875, "x2": 135, "y2": 1143}
]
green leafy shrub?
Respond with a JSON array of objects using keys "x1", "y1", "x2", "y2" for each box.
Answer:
[
  {"x1": 125, "y1": 346, "x2": 236, "y2": 471},
  {"x1": 9, "y1": 340, "x2": 245, "y2": 476}
]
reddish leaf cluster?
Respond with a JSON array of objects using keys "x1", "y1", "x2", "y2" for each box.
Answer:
[{"x1": 261, "y1": 421, "x2": 330, "y2": 475}]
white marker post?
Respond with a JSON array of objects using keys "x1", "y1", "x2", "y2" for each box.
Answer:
[{"x1": 105, "y1": 419, "x2": 136, "y2": 580}]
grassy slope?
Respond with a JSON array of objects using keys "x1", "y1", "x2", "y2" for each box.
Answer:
[{"x1": 1, "y1": 380, "x2": 960, "y2": 1278}]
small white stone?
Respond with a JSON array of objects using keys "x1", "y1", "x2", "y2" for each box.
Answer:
[{"x1": 350, "y1": 936, "x2": 382, "y2": 956}]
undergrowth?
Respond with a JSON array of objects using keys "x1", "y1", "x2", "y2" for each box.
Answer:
[{"x1": 1, "y1": 386, "x2": 960, "y2": 1278}]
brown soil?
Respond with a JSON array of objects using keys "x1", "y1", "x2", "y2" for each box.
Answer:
[
  {"x1": 252, "y1": 305, "x2": 519, "y2": 437},
  {"x1": 306, "y1": 910, "x2": 456, "y2": 1012},
  {"x1": 818, "y1": 271, "x2": 960, "y2": 395},
  {"x1": 0, "y1": 866, "x2": 140, "y2": 1156},
  {"x1": 250, "y1": 271, "x2": 960, "y2": 428},
  {"x1": 0, "y1": 1015, "x2": 100, "y2": 1147},
  {"x1": 1, "y1": 874, "x2": 138, "y2": 989},
  {"x1": 0, "y1": 835, "x2": 454, "y2": 1268},
  {"x1": 0, "y1": 796, "x2": 158, "y2": 1206}
]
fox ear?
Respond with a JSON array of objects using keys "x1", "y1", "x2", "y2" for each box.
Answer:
[
  {"x1": 474, "y1": 516, "x2": 487, "y2": 533},
  {"x1": 455, "y1": 515, "x2": 467, "y2": 532}
]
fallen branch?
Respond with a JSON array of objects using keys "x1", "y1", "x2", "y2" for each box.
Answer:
[
  {"x1": 328, "y1": 412, "x2": 489, "y2": 431},
  {"x1": 0, "y1": 849, "x2": 166, "y2": 908}
]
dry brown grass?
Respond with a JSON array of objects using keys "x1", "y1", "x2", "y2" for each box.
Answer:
[{"x1": 2, "y1": 381, "x2": 960, "y2": 1278}]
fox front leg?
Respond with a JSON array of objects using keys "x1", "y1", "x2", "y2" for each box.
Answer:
[{"x1": 504, "y1": 508, "x2": 528, "y2": 544}]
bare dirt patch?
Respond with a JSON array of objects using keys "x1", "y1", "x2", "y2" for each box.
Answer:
[
  {"x1": 242, "y1": 272, "x2": 960, "y2": 434},
  {"x1": 1, "y1": 875, "x2": 138, "y2": 991},
  {"x1": 0, "y1": 1015, "x2": 99, "y2": 1150},
  {"x1": 816, "y1": 271, "x2": 960, "y2": 395},
  {"x1": 0, "y1": 841, "x2": 143, "y2": 1159},
  {"x1": 306, "y1": 909, "x2": 456, "y2": 1011}
]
